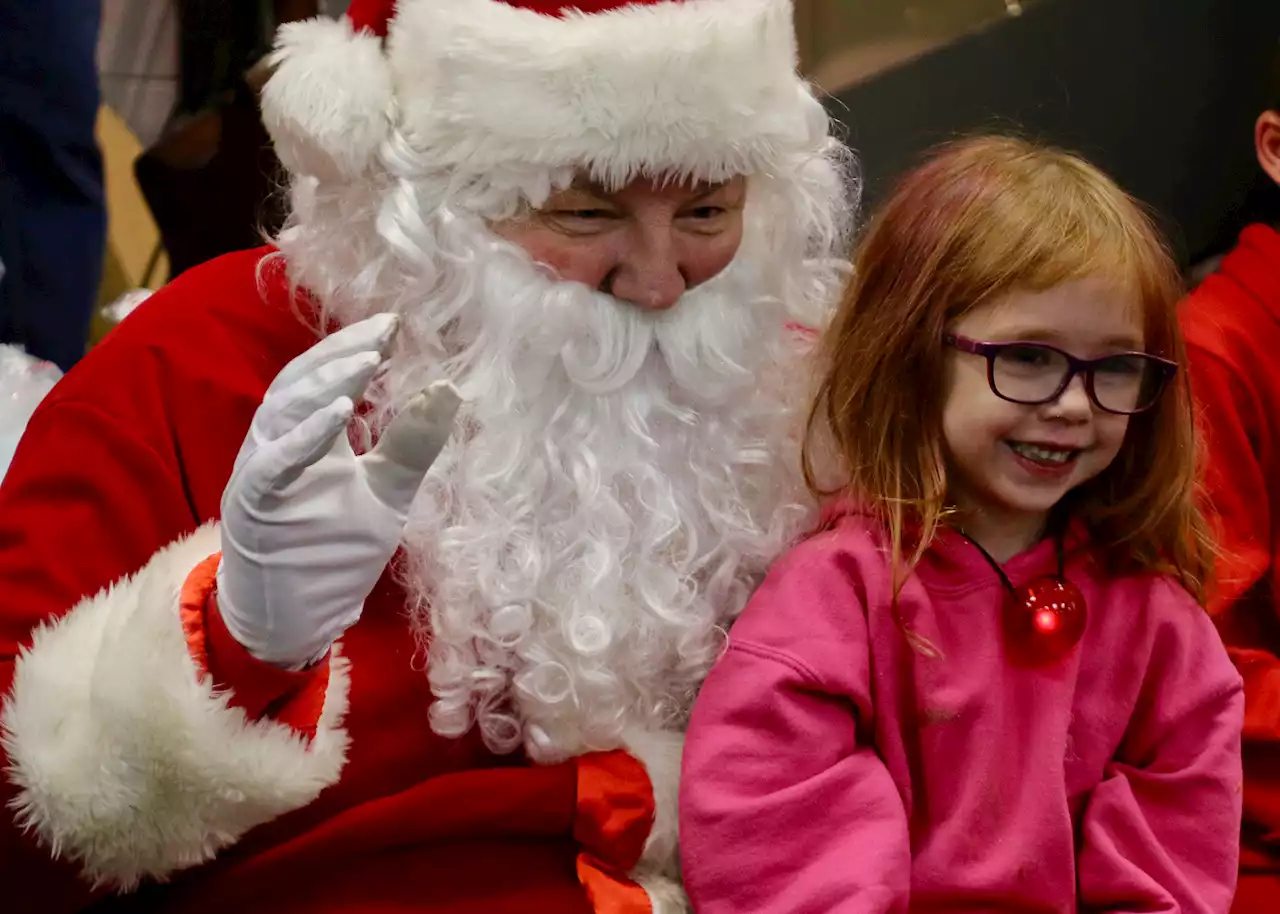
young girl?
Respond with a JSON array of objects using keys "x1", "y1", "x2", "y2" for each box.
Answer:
[{"x1": 679, "y1": 136, "x2": 1245, "y2": 913}]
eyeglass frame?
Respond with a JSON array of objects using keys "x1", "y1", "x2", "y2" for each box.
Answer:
[{"x1": 943, "y1": 333, "x2": 1179, "y2": 416}]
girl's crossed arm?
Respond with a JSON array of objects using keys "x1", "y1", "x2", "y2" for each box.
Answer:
[
  {"x1": 1076, "y1": 582, "x2": 1244, "y2": 914},
  {"x1": 679, "y1": 537, "x2": 910, "y2": 913}
]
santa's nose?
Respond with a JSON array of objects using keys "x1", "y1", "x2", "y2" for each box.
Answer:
[{"x1": 602, "y1": 227, "x2": 688, "y2": 311}]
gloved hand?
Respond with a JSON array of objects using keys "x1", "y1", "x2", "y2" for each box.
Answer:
[{"x1": 215, "y1": 313, "x2": 461, "y2": 669}]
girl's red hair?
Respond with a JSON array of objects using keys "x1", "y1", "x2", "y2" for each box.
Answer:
[{"x1": 802, "y1": 135, "x2": 1213, "y2": 602}]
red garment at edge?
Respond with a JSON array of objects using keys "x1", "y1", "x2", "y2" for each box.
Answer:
[
  {"x1": 1180, "y1": 222, "x2": 1280, "y2": 910},
  {"x1": 0, "y1": 249, "x2": 658, "y2": 914}
]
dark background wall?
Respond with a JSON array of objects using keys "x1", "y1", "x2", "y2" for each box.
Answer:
[{"x1": 827, "y1": 0, "x2": 1280, "y2": 267}]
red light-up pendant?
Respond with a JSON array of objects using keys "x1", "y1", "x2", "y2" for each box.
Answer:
[{"x1": 1003, "y1": 576, "x2": 1087, "y2": 667}]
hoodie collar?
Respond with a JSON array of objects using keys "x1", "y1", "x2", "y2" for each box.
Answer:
[{"x1": 817, "y1": 496, "x2": 1090, "y2": 594}]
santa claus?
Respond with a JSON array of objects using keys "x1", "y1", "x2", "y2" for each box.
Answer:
[{"x1": 0, "y1": 1, "x2": 853, "y2": 911}]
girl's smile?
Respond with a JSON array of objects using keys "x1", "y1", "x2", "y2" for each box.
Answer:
[
  {"x1": 942, "y1": 276, "x2": 1144, "y2": 559},
  {"x1": 1005, "y1": 439, "x2": 1087, "y2": 477}
]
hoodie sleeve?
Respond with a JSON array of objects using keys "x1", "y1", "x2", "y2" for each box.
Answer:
[
  {"x1": 1076, "y1": 580, "x2": 1244, "y2": 914},
  {"x1": 679, "y1": 536, "x2": 911, "y2": 914}
]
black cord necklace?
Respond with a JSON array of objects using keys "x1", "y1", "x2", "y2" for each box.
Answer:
[{"x1": 958, "y1": 531, "x2": 1087, "y2": 667}]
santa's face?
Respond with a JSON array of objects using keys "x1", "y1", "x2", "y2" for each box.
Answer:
[
  {"x1": 275, "y1": 154, "x2": 852, "y2": 760},
  {"x1": 490, "y1": 176, "x2": 748, "y2": 312},
  {"x1": 388, "y1": 203, "x2": 811, "y2": 761}
]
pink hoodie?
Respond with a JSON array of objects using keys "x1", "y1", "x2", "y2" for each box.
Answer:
[{"x1": 680, "y1": 506, "x2": 1244, "y2": 913}]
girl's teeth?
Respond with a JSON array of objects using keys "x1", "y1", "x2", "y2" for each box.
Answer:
[{"x1": 1011, "y1": 442, "x2": 1074, "y2": 464}]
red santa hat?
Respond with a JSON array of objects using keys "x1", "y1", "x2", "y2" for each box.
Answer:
[{"x1": 261, "y1": 0, "x2": 820, "y2": 186}]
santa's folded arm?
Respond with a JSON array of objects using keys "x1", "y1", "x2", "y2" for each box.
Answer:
[
  {"x1": 2, "y1": 528, "x2": 682, "y2": 903},
  {"x1": 0, "y1": 253, "x2": 335, "y2": 910},
  {"x1": 1, "y1": 523, "x2": 350, "y2": 895}
]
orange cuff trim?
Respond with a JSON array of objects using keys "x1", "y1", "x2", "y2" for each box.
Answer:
[
  {"x1": 574, "y1": 749, "x2": 656, "y2": 914},
  {"x1": 178, "y1": 553, "x2": 330, "y2": 738},
  {"x1": 576, "y1": 855, "x2": 653, "y2": 914},
  {"x1": 179, "y1": 552, "x2": 223, "y2": 677}
]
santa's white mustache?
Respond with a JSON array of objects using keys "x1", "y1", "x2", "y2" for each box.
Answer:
[{"x1": 473, "y1": 254, "x2": 764, "y2": 404}]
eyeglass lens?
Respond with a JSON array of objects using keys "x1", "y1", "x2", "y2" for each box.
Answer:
[{"x1": 991, "y1": 344, "x2": 1163, "y2": 413}]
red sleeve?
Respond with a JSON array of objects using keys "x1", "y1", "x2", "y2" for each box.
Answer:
[
  {"x1": 0, "y1": 252, "x2": 323, "y2": 910},
  {"x1": 0, "y1": 399, "x2": 195, "y2": 912},
  {"x1": 1185, "y1": 341, "x2": 1280, "y2": 841},
  {"x1": 0, "y1": 399, "x2": 195, "y2": 640},
  {"x1": 1187, "y1": 345, "x2": 1272, "y2": 609}
]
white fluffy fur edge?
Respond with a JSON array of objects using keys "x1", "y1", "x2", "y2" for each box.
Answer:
[
  {"x1": 620, "y1": 728, "x2": 684, "y2": 880},
  {"x1": 262, "y1": 0, "x2": 822, "y2": 186},
  {"x1": 635, "y1": 871, "x2": 692, "y2": 914},
  {"x1": 390, "y1": 0, "x2": 815, "y2": 183},
  {"x1": 1, "y1": 522, "x2": 351, "y2": 890},
  {"x1": 261, "y1": 16, "x2": 394, "y2": 181}
]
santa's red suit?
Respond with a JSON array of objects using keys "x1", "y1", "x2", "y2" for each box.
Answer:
[
  {"x1": 0, "y1": 249, "x2": 652, "y2": 914},
  {"x1": 0, "y1": 1, "x2": 848, "y2": 912}
]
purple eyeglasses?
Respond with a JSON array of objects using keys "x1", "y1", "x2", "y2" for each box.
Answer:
[{"x1": 944, "y1": 334, "x2": 1178, "y2": 415}]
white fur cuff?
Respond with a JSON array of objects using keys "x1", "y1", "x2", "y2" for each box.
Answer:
[
  {"x1": 636, "y1": 873, "x2": 693, "y2": 914},
  {"x1": 620, "y1": 727, "x2": 684, "y2": 879},
  {"x1": 1, "y1": 523, "x2": 351, "y2": 890}
]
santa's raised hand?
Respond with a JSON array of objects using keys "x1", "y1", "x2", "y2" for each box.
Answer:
[{"x1": 216, "y1": 314, "x2": 461, "y2": 668}]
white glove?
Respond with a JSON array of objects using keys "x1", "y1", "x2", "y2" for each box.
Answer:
[{"x1": 215, "y1": 313, "x2": 461, "y2": 669}]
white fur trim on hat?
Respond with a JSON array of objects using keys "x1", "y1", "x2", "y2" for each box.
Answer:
[
  {"x1": 1, "y1": 524, "x2": 351, "y2": 890},
  {"x1": 261, "y1": 16, "x2": 394, "y2": 182},
  {"x1": 263, "y1": 0, "x2": 824, "y2": 186},
  {"x1": 390, "y1": 0, "x2": 817, "y2": 184}
]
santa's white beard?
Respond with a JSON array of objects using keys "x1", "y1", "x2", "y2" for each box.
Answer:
[{"x1": 274, "y1": 160, "x2": 851, "y2": 760}]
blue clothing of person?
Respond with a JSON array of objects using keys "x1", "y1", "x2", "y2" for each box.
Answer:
[{"x1": 0, "y1": 0, "x2": 105, "y2": 373}]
